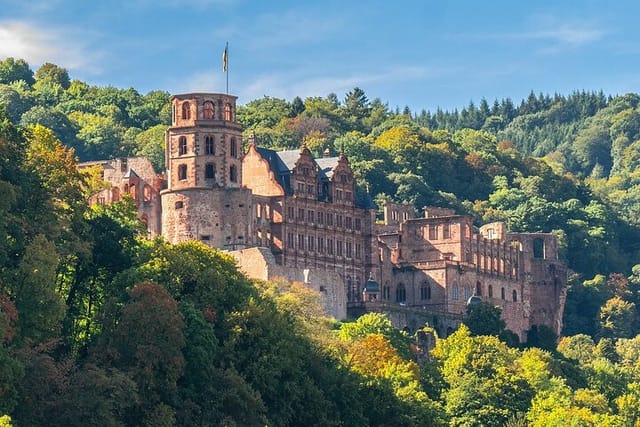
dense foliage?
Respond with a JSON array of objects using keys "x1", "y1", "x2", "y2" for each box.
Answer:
[{"x1": 3, "y1": 57, "x2": 640, "y2": 425}]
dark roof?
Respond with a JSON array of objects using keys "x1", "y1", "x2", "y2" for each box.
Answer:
[
  {"x1": 275, "y1": 149, "x2": 302, "y2": 172},
  {"x1": 123, "y1": 168, "x2": 139, "y2": 179},
  {"x1": 315, "y1": 156, "x2": 340, "y2": 180},
  {"x1": 256, "y1": 147, "x2": 290, "y2": 174}
]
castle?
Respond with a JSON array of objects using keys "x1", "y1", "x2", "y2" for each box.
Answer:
[{"x1": 81, "y1": 92, "x2": 567, "y2": 342}]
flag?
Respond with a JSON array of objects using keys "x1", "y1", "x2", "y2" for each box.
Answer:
[{"x1": 222, "y1": 43, "x2": 228, "y2": 72}]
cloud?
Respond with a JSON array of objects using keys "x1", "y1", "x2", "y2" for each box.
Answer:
[
  {"x1": 514, "y1": 23, "x2": 605, "y2": 50},
  {"x1": 0, "y1": 20, "x2": 103, "y2": 73},
  {"x1": 235, "y1": 65, "x2": 447, "y2": 103}
]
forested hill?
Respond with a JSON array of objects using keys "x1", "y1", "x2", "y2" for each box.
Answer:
[
  {"x1": 5, "y1": 58, "x2": 640, "y2": 425},
  {"x1": 2, "y1": 57, "x2": 639, "y2": 279}
]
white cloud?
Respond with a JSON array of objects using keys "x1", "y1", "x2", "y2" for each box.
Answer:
[{"x1": 0, "y1": 20, "x2": 103, "y2": 73}]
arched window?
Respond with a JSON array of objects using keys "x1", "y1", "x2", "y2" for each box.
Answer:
[
  {"x1": 230, "y1": 137, "x2": 237, "y2": 158},
  {"x1": 396, "y1": 283, "x2": 406, "y2": 303},
  {"x1": 181, "y1": 101, "x2": 191, "y2": 120},
  {"x1": 476, "y1": 281, "x2": 482, "y2": 296},
  {"x1": 488, "y1": 285, "x2": 493, "y2": 298},
  {"x1": 229, "y1": 165, "x2": 237, "y2": 183},
  {"x1": 452, "y1": 286, "x2": 459, "y2": 300},
  {"x1": 501, "y1": 287, "x2": 505, "y2": 300},
  {"x1": 224, "y1": 103, "x2": 232, "y2": 121},
  {"x1": 205, "y1": 163, "x2": 216, "y2": 180},
  {"x1": 112, "y1": 187, "x2": 120, "y2": 201},
  {"x1": 205, "y1": 136, "x2": 215, "y2": 155},
  {"x1": 178, "y1": 136, "x2": 187, "y2": 155},
  {"x1": 203, "y1": 101, "x2": 215, "y2": 119},
  {"x1": 178, "y1": 164, "x2": 187, "y2": 180},
  {"x1": 512, "y1": 290, "x2": 518, "y2": 302}
]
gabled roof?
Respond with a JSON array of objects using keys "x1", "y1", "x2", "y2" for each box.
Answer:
[{"x1": 123, "y1": 168, "x2": 139, "y2": 179}]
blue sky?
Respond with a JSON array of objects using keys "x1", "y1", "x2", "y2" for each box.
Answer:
[{"x1": 1, "y1": 0, "x2": 639, "y2": 112}]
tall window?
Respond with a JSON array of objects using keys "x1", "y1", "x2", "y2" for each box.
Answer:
[
  {"x1": 224, "y1": 103, "x2": 232, "y2": 121},
  {"x1": 203, "y1": 101, "x2": 214, "y2": 119},
  {"x1": 230, "y1": 137, "x2": 237, "y2": 158},
  {"x1": 512, "y1": 290, "x2": 518, "y2": 302},
  {"x1": 443, "y1": 223, "x2": 451, "y2": 239},
  {"x1": 178, "y1": 164, "x2": 187, "y2": 180},
  {"x1": 205, "y1": 136, "x2": 215, "y2": 155},
  {"x1": 181, "y1": 102, "x2": 190, "y2": 120},
  {"x1": 488, "y1": 285, "x2": 493, "y2": 298},
  {"x1": 421, "y1": 284, "x2": 431, "y2": 300},
  {"x1": 396, "y1": 284, "x2": 406, "y2": 303},
  {"x1": 476, "y1": 281, "x2": 482, "y2": 296},
  {"x1": 178, "y1": 136, "x2": 187, "y2": 155},
  {"x1": 205, "y1": 163, "x2": 216, "y2": 180},
  {"x1": 452, "y1": 286, "x2": 459, "y2": 300},
  {"x1": 501, "y1": 287, "x2": 505, "y2": 300},
  {"x1": 229, "y1": 165, "x2": 238, "y2": 183},
  {"x1": 429, "y1": 225, "x2": 438, "y2": 240}
]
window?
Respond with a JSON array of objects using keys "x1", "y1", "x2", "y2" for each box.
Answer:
[
  {"x1": 488, "y1": 285, "x2": 493, "y2": 298},
  {"x1": 336, "y1": 215, "x2": 343, "y2": 228},
  {"x1": 452, "y1": 286, "x2": 459, "y2": 300},
  {"x1": 326, "y1": 213, "x2": 333, "y2": 226},
  {"x1": 200, "y1": 235, "x2": 211, "y2": 241},
  {"x1": 97, "y1": 196, "x2": 105, "y2": 205},
  {"x1": 533, "y1": 238, "x2": 545, "y2": 259},
  {"x1": 224, "y1": 103, "x2": 232, "y2": 121},
  {"x1": 501, "y1": 287, "x2": 505, "y2": 300},
  {"x1": 355, "y1": 243, "x2": 361, "y2": 258},
  {"x1": 297, "y1": 182, "x2": 305, "y2": 193},
  {"x1": 287, "y1": 232, "x2": 294, "y2": 248},
  {"x1": 346, "y1": 242, "x2": 352, "y2": 258},
  {"x1": 429, "y1": 225, "x2": 438, "y2": 240},
  {"x1": 463, "y1": 287, "x2": 470, "y2": 300},
  {"x1": 229, "y1": 165, "x2": 237, "y2": 183},
  {"x1": 205, "y1": 163, "x2": 216, "y2": 180},
  {"x1": 256, "y1": 204, "x2": 262, "y2": 218},
  {"x1": 336, "y1": 189, "x2": 342, "y2": 200},
  {"x1": 383, "y1": 285, "x2": 391, "y2": 300},
  {"x1": 345, "y1": 217, "x2": 352, "y2": 229},
  {"x1": 340, "y1": 174, "x2": 348, "y2": 183},
  {"x1": 287, "y1": 206, "x2": 294, "y2": 219},
  {"x1": 298, "y1": 208, "x2": 305, "y2": 220},
  {"x1": 175, "y1": 201, "x2": 184, "y2": 209},
  {"x1": 336, "y1": 240, "x2": 343, "y2": 256},
  {"x1": 345, "y1": 191, "x2": 352, "y2": 202},
  {"x1": 396, "y1": 284, "x2": 406, "y2": 303},
  {"x1": 443, "y1": 223, "x2": 450, "y2": 239},
  {"x1": 318, "y1": 237, "x2": 324, "y2": 253},
  {"x1": 512, "y1": 290, "x2": 518, "y2": 302},
  {"x1": 203, "y1": 101, "x2": 214, "y2": 119},
  {"x1": 421, "y1": 284, "x2": 431, "y2": 300},
  {"x1": 307, "y1": 210, "x2": 314, "y2": 223},
  {"x1": 307, "y1": 184, "x2": 314, "y2": 195},
  {"x1": 355, "y1": 218, "x2": 361, "y2": 231},
  {"x1": 317, "y1": 212, "x2": 324, "y2": 224},
  {"x1": 178, "y1": 164, "x2": 187, "y2": 180},
  {"x1": 143, "y1": 185, "x2": 152, "y2": 202},
  {"x1": 476, "y1": 281, "x2": 482, "y2": 296},
  {"x1": 181, "y1": 101, "x2": 190, "y2": 119},
  {"x1": 230, "y1": 137, "x2": 237, "y2": 158},
  {"x1": 298, "y1": 234, "x2": 305, "y2": 251},
  {"x1": 178, "y1": 136, "x2": 187, "y2": 155},
  {"x1": 308, "y1": 236, "x2": 314, "y2": 252},
  {"x1": 327, "y1": 239, "x2": 334, "y2": 255},
  {"x1": 205, "y1": 136, "x2": 215, "y2": 155}
]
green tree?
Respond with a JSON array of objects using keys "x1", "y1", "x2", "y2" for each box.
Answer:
[
  {"x1": 598, "y1": 296, "x2": 636, "y2": 339},
  {"x1": 0, "y1": 58, "x2": 34, "y2": 85},
  {"x1": 464, "y1": 302, "x2": 506, "y2": 337}
]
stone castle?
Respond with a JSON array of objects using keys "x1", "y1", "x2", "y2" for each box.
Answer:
[{"x1": 81, "y1": 92, "x2": 567, "y2": 342}]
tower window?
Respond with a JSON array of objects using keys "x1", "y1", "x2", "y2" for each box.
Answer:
[
  {"x1": 181, "y1": 101, "x2": 191, "y2": 120},
  {"x1": 512, "y1": 290, "x2": 518, "y2": 302},
  {"x1": 203, "y1": 101, "x2": 215, "y2": 119},
  {"x1": 178, "y1": 164, "x2": 187, "y2": 180},
  {"x1": 224, "y1": 103, "x2": 232, "y2": 121},
  {"x1": 205, "y1": 163, "x2": 216, "y2": 180},
  {"x1": 178, "y1": 136, "x2": 187, "y2": 155},
  {"x1": 205, "y1": 136, "x2": 215, "y2": 155},
  {"x1": 230, "y1": 137, "x2": 237, "y2": 158},
  {"x1": 229, "y1": 165, "x2": 237, "y2": 182}
]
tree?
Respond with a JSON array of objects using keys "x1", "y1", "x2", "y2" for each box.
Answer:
[
  {"x1": 0, "y1": 58, "x2": 34, "y2": 85},
  {"x1": 598, "y1": 297, "x2": 636, "y2": 339},
  {"x1": 339, "y1": 312, "x2": 412, "y2": 359},
  {"x1": 464, "y1": 302, "x2": 506, "y2": 337}
]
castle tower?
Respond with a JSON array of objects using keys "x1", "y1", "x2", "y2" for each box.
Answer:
[{"x1": 160, "y1": 93, "x2": 253, "y2": 249}]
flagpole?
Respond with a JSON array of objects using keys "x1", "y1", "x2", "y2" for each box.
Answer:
[{"x1": 224, "y1": 42, "x2": 229, "y2": 94}]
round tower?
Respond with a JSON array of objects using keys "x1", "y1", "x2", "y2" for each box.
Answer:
[{"x1": 161, "y1": 93, "x2": 253, "y2": 249}]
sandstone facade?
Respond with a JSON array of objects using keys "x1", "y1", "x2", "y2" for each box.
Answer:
[{"x1": 83, "y1": 91, "x2": 568, "y2": 342}]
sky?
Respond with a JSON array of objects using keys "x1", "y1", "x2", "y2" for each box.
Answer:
[{"x1": 1, "y1": 0, "x2": 640, "y2": 112}]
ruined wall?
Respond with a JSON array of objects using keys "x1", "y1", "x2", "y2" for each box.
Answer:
[
  {"x1": 231, "y1": 247, "x2": 347, "y2": 319},
  {"x1": 161, "y1": 187, "x2": 253, "y2": 249}
]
